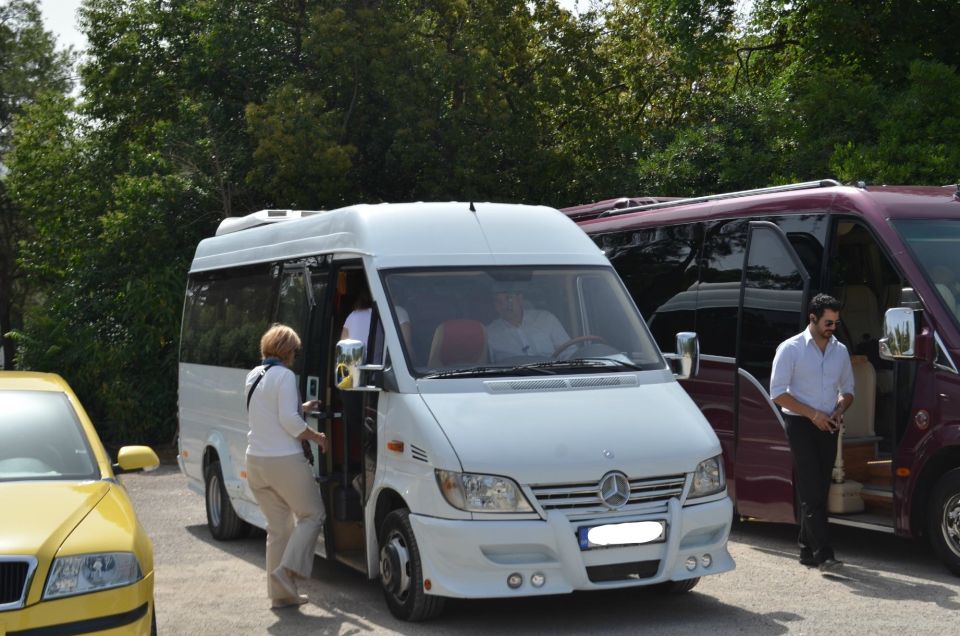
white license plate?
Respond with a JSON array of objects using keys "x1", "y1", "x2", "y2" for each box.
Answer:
[{"x1": 578, "y1": 521, "x2": 666, "y2": 550}]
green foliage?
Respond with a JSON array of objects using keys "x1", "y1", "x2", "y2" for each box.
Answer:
[
  {"x1": 0, "y1": 0, "x2": 73, "y2": 371},
  {"x1": 5, "y1": 0, "x2": 960, "y2": 447},
  {"x1": 831, "y1": 61, "x2": 960, "y2": 184}
]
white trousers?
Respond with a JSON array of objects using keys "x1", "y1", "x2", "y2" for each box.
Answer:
[{"x1": 246, "y1": 453, "x2": 326, "y2": 599}]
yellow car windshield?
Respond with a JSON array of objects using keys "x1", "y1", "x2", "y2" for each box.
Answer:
[{"x1": 0, "y1": 390, "x2": 98, "y2": 481}]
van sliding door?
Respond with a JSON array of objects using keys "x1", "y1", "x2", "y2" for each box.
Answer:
[
  {"x1": 735, "y1": 222, "x2": 809, "y2": 522},
  {"x1": 276, "y1": 257, "x2": 334, "y2": 558}
]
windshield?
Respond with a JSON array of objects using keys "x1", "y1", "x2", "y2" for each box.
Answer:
[
  {"x1": 382, "y1": 266, "x2": 664, "y2": 377},
  {"x1": 893, "y1": 219, "x2": 960, "y2": 330},
  {"x1": 0, "y1": 390, "x2": 98, "y2": 482}
]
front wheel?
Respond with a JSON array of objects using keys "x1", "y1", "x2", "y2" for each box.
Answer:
[
  {"x1": 204, "y1": 459, "x2": 250, "y2": 540},
  {"x1": 378, "y1": 509, "x2": 445, "y2": 621},
  {"x1": 927, "y1": 468, "x2": 960, "y2": 576}
]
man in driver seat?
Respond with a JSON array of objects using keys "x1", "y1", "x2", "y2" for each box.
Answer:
[{"x1": 486, "y1": 282, "x2": 570, "y2": 363}]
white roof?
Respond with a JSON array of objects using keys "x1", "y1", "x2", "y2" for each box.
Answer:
[{"x1": 189, "y1": 202, "x2": 607, "y2": 273}]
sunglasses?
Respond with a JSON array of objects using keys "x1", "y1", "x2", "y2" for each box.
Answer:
[{"x1": 822, "y1": 319, "x2": 841, "y2": 327}]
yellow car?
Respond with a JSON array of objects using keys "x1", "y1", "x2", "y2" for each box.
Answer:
[{"x1": 0, "y1": 372, "x2": 159, "y2": 635}]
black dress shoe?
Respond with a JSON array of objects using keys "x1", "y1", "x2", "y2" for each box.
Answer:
[{"x1": 799, "y1": 549, "x2": 817, "y2": 566}]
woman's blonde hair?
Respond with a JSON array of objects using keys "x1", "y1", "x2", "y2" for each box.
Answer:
[{"x1": 260, "y1": 324, "x2": 301, "y2": 361}]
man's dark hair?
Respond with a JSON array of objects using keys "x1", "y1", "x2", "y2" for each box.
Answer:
[{"x1": 808, "y1": 293, "x2": 842, "y2": 319}]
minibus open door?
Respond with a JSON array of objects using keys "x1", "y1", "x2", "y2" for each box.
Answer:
[{"x1": 734, "y1": 221, "x2": 810, "y2": 522}]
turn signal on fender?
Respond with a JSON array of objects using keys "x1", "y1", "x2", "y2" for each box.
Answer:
[{"x1": 387, "y1": 440, "x2": 404, "y2": 453}]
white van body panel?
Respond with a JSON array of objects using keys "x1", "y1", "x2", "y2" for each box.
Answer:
[
  {"x1": 190, "y1": 203, "x2": 608, "y2": 274},
  {"x1": 418, "y1": 376, "x2": 719, "y2": 483}
]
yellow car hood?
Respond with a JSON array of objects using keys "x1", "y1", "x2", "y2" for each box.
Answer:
[{"x1": 0, "y1": 481, "x2": 109, "y2": 555}]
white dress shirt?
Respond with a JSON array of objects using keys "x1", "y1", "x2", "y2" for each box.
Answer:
[
  {"x1": 245, "y1": 364, "x2": 307, "y2": 457},
  {"x1": 770, "y1": 327, "x2": 855, "y2": 416},
  {"x1": 486, "y1": 309, "x2": 570, "y2": 362}
]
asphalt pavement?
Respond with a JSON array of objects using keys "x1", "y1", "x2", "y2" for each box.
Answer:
[{"x1": 122, "y1": 463, "x2": 960, "y2": 635}]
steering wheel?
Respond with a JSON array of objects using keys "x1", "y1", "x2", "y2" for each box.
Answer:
[{"x1": 553, "y1": 335, "x2": 607, "y2": 358}]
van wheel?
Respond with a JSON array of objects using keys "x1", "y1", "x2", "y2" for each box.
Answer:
[
  {"x1": 204, "y1": 460, "x2": 249, "y2": 540},
  {"x1": 378, "y1": 509, "x2": 445, "y2": 621},
  {"x1": 654, "y1": 577, "x2": 700, "y2": 593},
  {"x1": 927, "y1": 468, "x2": 960, "y2": 575}
]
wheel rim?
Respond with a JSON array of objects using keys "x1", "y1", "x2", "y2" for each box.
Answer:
[
  {"x1": 941, "y1": 492, "x2": 960, "y2": 558},
  {"x1": 380, "y1": 531, "x2": 411, "y2": 602},
  {"x1": 207, "y1": 472, "x2": 223, "y2": 528}
]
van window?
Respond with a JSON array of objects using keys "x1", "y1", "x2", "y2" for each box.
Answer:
[
  {"x1": 601, "y1": 224, "x2": 700, "y2": 353},
  {"x1": 739, "y1": 224, "x2": 809, "y2": 390},
  {"x1": 181, "y1": 264, "x2": 277, "y2": 368},
  {"x1": 697, "y1": 219, "x2": 749, "y2": 357},
  {"x1": 382, "y1": 266, "x2": 664, "y2": 377},
  {"x1": 893, "y1": 219, "x2": 960, "y2": 330}
]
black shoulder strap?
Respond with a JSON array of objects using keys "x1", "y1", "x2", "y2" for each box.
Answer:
[{"x1": 246, "y1": 363, "x2": 277, "y2": 411}]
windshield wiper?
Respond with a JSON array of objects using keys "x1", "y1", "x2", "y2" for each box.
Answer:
[
  {"x1": 515, "y1": 357, "x2": 645, "y2": 371},
  {"x1": 421, "y1": 364, "x2": 556, "y2": 379}
]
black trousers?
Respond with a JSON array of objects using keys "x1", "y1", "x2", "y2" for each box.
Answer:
[{"x1": 784, "y1": 414, "x2": 837, "y2": 562}]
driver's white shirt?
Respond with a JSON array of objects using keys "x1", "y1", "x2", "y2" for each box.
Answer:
[{"x1": 486, "y1": 309, "x2": 570, "y2": 362}]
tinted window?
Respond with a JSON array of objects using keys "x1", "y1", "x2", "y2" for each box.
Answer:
[
  {"x1": 893, "y1": 219, "x2": 960, "y2": 330},
  {"x1": 602, "y1": 224, "x2": 700, "y2": 352},
  {"x1": 0, "y1": 390, "x2": 97, "y2": 481},
  {"x1": 696, "y1": 219, "x2": 749, "y2": 357},
  {"x1": 740, "y1": 225, "x2": 808, "y2": 390},
  {"x1": 181, "y1": 264, "x2": 277, "y2": 368}
]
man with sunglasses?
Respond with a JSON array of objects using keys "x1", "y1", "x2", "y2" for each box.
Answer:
[{"x1": 770, "y1": 293, "x2": 855, "y2": 574}]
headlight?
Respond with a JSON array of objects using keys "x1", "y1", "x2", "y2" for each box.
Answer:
[
  {"x1": 44, "y1": 552, "x2": 142, "y2": 599},
  {"x1": 435, "y1": 470, "x2": 533, "y2": 513},
  {"x1": 688, "y1": 456, "x2": 725, "y2": 499}
]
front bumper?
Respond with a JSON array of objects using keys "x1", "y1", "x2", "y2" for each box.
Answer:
[
  {"x1": 0, "y1": 573, "x2": 153, "y2": 636},
  {"x1": 411, "y1": 496, "x2": 734, "y2": 598}
]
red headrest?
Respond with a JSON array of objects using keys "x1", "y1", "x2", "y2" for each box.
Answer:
[{"x1": 435, "y1": 319, "x2": 486, "y2": 366}]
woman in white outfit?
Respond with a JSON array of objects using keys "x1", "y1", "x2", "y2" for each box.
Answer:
[{"x1": 245, "y1": 324, "x2": 328, "y2": 609}]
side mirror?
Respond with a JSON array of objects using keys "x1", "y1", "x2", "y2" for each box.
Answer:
[
  {"x1": 113, "y1": 445, "x2": 160, "y2": 474},
  {"x1": 665, "y1": 331, "x2": 699, "y2": 380},
  {"x1": 335, "y1": 339, "x2": 384, "y2": 392},
  {"x1": 879, "y1": 307, "x2": 918, "y2": 360}
]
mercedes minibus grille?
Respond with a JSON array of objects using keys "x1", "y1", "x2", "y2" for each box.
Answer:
[{"x1": 530, "y1": 474, "x2": 686, "y2": 518}]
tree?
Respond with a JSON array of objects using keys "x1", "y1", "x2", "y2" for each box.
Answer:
[{"x1": 0, "y1": 0, "x2": 72, "y2": 369}]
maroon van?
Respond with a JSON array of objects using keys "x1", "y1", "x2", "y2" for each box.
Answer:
[{"x1": 569, "y1": 180, "x2": 960, "y2": 574}]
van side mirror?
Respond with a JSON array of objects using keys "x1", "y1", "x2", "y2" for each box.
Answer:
[
  {"x1": 335, "y1": 339, "x2": 384, "y2": 392},
  {"x1": 879, "y1": 307, "x2": 918, "y2": 361},
  {"x1": 665, "y1": 331, "x2": 699, "y2": 380}
]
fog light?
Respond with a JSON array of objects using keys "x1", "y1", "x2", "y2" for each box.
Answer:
[
  {"x1": 507, "y1": 573, "x2": 523, "y2": 589},
  {"x1": 685, "y1": 556, "x2": 697, "y2": 571},
  {"x1": 530, "y1": 572, "x2": 546, "y2": 588},
  {"x1": 701, "y1": 554, "x2": 712, "y2": 568}
]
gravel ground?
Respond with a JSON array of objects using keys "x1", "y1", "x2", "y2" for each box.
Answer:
[{"x1": 123, "y1": 463, "x2": 960, "y2": 635}]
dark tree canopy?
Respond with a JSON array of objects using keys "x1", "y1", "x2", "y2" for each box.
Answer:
[{"x1": 4, "y1": 0, "x2": 958, "y2": 445}]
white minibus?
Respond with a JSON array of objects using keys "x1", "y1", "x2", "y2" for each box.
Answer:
[{"x1": 177, "y1": 202, "x2": 734, "y2": 620}]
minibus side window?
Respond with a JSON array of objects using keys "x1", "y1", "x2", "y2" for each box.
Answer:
[
  {"x1": 602, "y1": 223, "x2": 700, "y2": 353},
  {"x1": 277, "y1": 263, "x2": 319, "y2": 376},
  {"x1": 181, "y1": 264, "x2": 277, "y2": 369},
  {"x1": 697, "y1": 220, "x2": 749, "y2": 358},
  {"x1": 739, "y1": 224, "x2": 809, "y2": 391}
]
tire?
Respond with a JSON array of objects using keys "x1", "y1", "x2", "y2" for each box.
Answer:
[
  {"x1": 378, "y1": 509, "x2": 445, "y2": 621},
  {"x1": 150, "y1": 606, "x2": 157, "y2": 635},
  {"x1": 927, "y1": 467, "x2": 960, "y2": 576},
  {"x1": 654, "y1": 577, "x2": 700, "y2": 593},
  {"x1": 204, "y1": 459, "x2": 249, "y2": 540}
]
